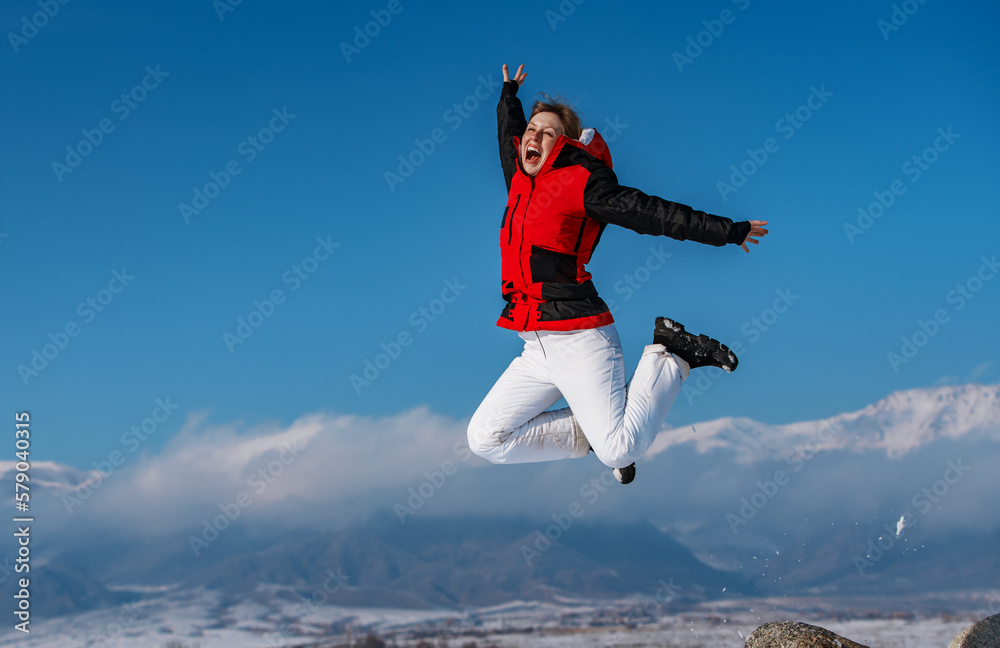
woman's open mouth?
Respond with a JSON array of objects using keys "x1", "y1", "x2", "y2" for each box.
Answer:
[{"x1": 525, "y1": 145, "x2": 541, "y2": 163}]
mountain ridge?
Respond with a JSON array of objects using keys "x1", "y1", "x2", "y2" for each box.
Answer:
[
  {"x1": 14, "y1": 381, "x2": 1000, "y2": 618},
  {"x1": 648, "y1": 382, "x2": 1000, "y2": 462}
]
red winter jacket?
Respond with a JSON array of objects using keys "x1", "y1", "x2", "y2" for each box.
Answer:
[{"x1": 496, "y1": 81, "x2": 751, "y2": 332}]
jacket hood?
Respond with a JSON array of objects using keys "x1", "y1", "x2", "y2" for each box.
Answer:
[{"x1": 575, "y1": 128, "x2": 613, "y2": 168}]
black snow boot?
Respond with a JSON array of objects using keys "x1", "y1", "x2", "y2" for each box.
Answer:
[
  {"x1": 653, "y1": 317, "x2": 739, "y2": 373},
  {"x1": 614, "y1": 463, "x2": 636, "y2": 485}
]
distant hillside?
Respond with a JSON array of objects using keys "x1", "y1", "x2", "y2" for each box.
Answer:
[
  {"x1": 15, "y1": 382, "x2": 1000, "y2": 618},
  {"x1": 47, "y1": 514, "x2": 752, "y2": 611}
]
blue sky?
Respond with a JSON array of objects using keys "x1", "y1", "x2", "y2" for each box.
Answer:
[{"x1": 2, "y1": 0, "x2": 998, "y2": 470}]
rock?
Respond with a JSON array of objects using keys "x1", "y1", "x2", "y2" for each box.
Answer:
[
  {"x1": 745, "y1": 621, "x2": 870, "y2": 648},
  {"x1": 949, "y1": 613, "x2": 1000, "y2": 648}
]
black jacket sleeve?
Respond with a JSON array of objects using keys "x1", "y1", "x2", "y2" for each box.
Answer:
[
  {"x1": 583, "y1": 164, "x2": 751, "y2": 247},
  {"x1": 497, "y1": 81, "x2": 527, "y2": 192}
]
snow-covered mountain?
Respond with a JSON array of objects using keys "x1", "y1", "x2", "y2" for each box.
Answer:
[
  {"x1": 632, "y1": 383, "x2": 1000, "y2": 592},
  {"x1": 9, "y1": 382, "x2": 999, "y2": 624},
  {"x1": 647, "y1": 383, "x2": 1000, "y2": 462}
]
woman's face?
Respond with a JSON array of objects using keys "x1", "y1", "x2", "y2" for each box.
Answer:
[{"x1": 520, "y1": 111, "x2": 564, "y2": 177}]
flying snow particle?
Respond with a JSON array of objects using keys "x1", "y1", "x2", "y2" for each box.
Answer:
[{"x1": 896, "y1": 515, "x2": 907, "y2": 536}]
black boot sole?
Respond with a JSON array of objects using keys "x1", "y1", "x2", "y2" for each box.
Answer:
[
  {"x1": 653, "y1": 317, "x2": 739, "y2": 372},
  {"x1": 614, "y1": 463, "x2": 636, "y2": 484}
]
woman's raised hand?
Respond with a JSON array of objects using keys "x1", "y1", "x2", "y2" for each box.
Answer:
[{"x1": 502, "y1": 64, "x2": 527, "y2": 87}]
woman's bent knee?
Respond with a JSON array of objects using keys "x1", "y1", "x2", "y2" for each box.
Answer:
[
  {"x1": 591, "y1": 443, "x2": 638, "y2": 470},
  {"x1": 466, "y1": 419, "x2": 503, "y2": 463}
]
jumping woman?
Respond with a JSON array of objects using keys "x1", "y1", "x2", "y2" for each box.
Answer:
[{"x1": 467, "y1": 64, "x2": 768, "y2": 484}]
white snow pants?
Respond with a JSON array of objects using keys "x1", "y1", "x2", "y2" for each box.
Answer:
[{"x1": 467, "y1": 324, "x2": 689, "y2": 469}]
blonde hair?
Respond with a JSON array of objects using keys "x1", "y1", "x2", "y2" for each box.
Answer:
[{"x1": 529, "y1": 94, "x2": 582, "y2": 140}]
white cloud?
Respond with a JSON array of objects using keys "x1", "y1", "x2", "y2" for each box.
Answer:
[
  {"x1": 44, "y1": 407, "x2": 484, "y2": 537},
  {"x1": 34, "y1": 382, "x2": 1000, "y2": 546}
]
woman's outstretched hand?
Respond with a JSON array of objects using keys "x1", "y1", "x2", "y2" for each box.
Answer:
[
  {"x1": 740, "y1": 220, "x2": 769, "y2": 253},
  {"x1": 502, "y1": 64, "x2": 527, "y2": 87}
]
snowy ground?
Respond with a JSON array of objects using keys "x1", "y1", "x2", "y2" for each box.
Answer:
[{"x1": 0, "y1": 587, "x2": 989, "y2": 648}]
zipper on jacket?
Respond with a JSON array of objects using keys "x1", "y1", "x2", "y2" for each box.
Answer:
[
  {"x1": 572, "y1": 219, "x2": 587, "y2": 253},
  {"x1": 517, "y1": 179, "x2": 534, "y2": 289},
  {"x1": 506, "y1": 194, "x2": 521, "y2": 245}
]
